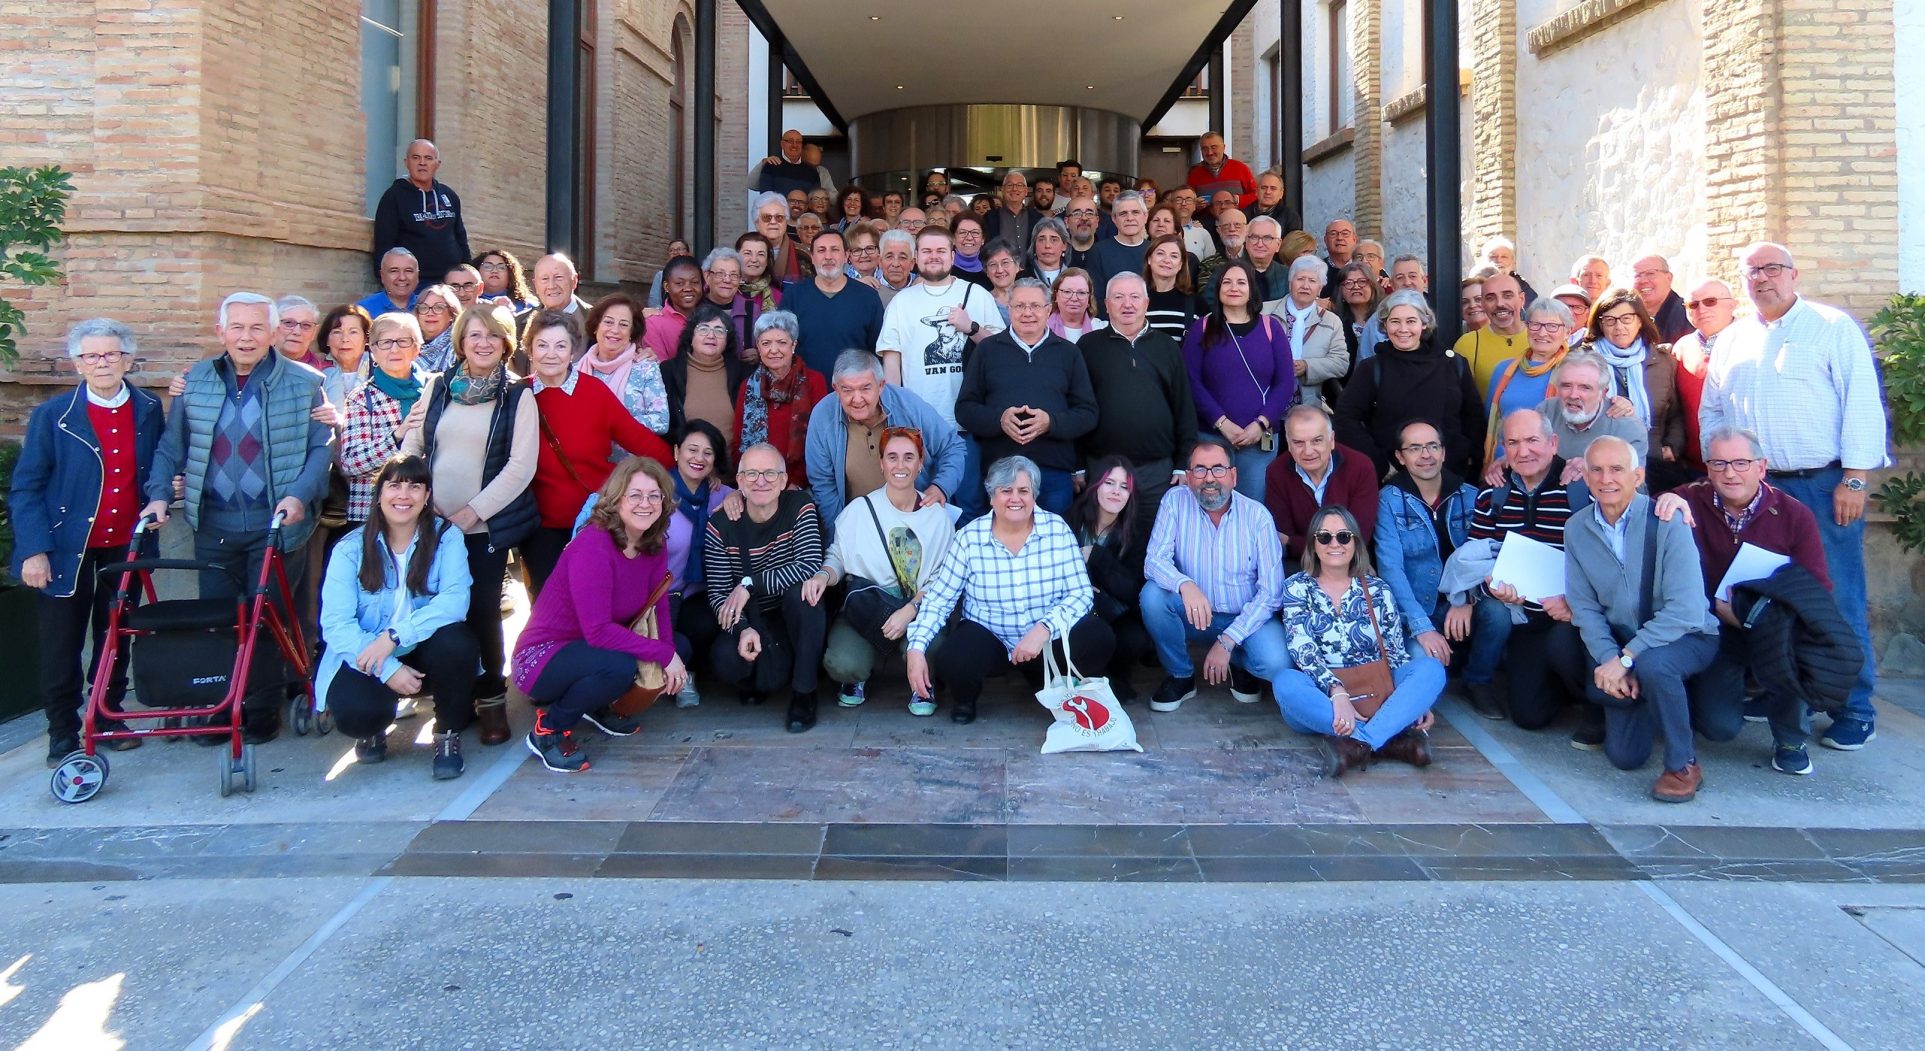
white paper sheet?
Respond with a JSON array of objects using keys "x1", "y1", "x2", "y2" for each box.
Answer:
[
  {"x1": 1489, "y1": 531, "x2": 1567, "y2": 602},
  {"x1": 1714, "y1": 543, "x2": 1791, "y2": 601}
]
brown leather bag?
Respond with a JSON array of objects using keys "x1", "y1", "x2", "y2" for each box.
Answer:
[
  {"x1": 1331, "y1": 579, "x2": 1396, "y2": 719},
  {"x1": 612, "y1": 572, "x2": 676, "y2": 716}
]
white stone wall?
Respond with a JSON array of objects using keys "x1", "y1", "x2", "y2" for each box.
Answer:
[
  {"x1": 1306, "y1": 154, "x2": 1358, "y2": 226},
  {"x1": 1899, "y1": 0, "x2": 1925, "y2": 292},
  {"x1": 1379, "y1": 122, "x2": 1429, "y2": 254},
  {"x1": 1511, "y1": 0, "x2": 1707, "y2": 283}
]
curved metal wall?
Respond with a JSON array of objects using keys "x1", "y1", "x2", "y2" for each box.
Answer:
[{"x1": 849, "y1": 104, "x2": 1140, "y2": 183}]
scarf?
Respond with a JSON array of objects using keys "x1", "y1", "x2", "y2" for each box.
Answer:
[
  {"x1": 1046, "y1": 314, "x2": 1106, "y2": 341},
  {"x1": 576, "y1": 341, "x2": 639, "y2": 400},
  {"x1": 418, "y1": 328, "x2": 456, "y2": 373},
  {"x1": 370, "y1": 367, "x2": 423, "y2": 417},
  {"x1": 1593, "y1": 338, "x2": 1654, "y2": 427},
  {"x1": 448, "y1": 363, "x2": 506, "y2": 407},
  {"x1": 953, "y1": 250, "x2": 984, "y2": 274},
  {"x1": 741, "y1": 277, "x2": 777, "y2": 313},
  {"x1": 740, "y1": 364, "x2": 812, "y2": 452},
  {"x1": 673, "y1": 473, "x2": 714, "y2": 588},
  {"x1": 1483, "y1": 346, "x2": 1568, "y2": 464}
]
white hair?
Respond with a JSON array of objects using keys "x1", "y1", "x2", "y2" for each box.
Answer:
[
  {"x1": 1287, "y1": 255, "x2": 1329, "y2": 283},
  {"x1": 1112, "y1": 190, "x2": 1147, "y2": 211},
  {"x1": 1374, "y1": 289, "x2": 1436, "y2": 332},
  {"x1": 218, "y1": 291, "x2": 279, "y2": 329},
  {"x1": 1702, "y1": 426, "x2": 1764, "y2": 458},
  {"x1": 66, "y1": 317, "x2": 137, "y2": 359},
  {"x1": 372, "y1": 311, "x2": 424, "y2": 342},
  {"x1": 1247, "y1": 215, "x2": 1284, "y2": 236},
  {"x1": 983, "y1": 454, "x2": 1040, "y2": 497},
  {"x1": 1390, "y1": 253, "x2": 1426, "y2": 275},
  {"x1": 832, "y1": 348, "x2": 885, "y2": 384},
  {"x1": 877, "y1": 228, "x2": 915, "y2": 253},
  {"x1": 1481, "y1": 235, "x2": 1517, "y2": 257},
  {"x1": 1522, "y1": 297, "x2": 1575, "y2": 328},
  {"x1": 702, "y1": 247, "x2": 744, "y2": 272},
  {"x1": 274, "y1": 295, "x2": 317, "y2": 319},
  {"x1": 753, "y1": 191, "x2": 788, "y2": 216},
  {"x1": 1105, "y1": 270, "x2": 1147, "y2": 297},
  {"x1": 379, "y1": 247, "x2": 417, "y2": 267}
]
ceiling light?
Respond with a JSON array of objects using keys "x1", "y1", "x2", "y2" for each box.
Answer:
[
  {"x1": 1112, "y1": 14, "x2": 1125, "y2": 19},
  {"x1": 1086, "y1": 85, "x2": 1096, "y2": 90},
  {"x1": 869, "y1": 15, "x2": 881, "y2": 20},
  {"x1": 895, "y1": 84, "x2": 905, "y2": 90}
]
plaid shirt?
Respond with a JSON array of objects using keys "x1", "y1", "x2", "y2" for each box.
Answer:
[
  {"x1": 336, "y1": 379, "x2": 413, "y2": 522},
  {"x1": 907, "y1": 510, "x2": 1093, "y2": 653}
]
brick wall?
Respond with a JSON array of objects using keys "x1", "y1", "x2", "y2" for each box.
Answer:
[
  {"x1": 1466, "y1": 0, "x2": 1517, "y2": 250},
  {"x1": 1348, "y1": 0, "x2": 1383, "y2": 239},
  {"x1": 1231, "y1": 22, "x2": 1257, "y2": 164}
]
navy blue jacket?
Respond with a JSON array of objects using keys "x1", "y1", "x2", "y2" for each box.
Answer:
[{"x1": 9, "y1": 384, "x2": 164, "y2": 597}]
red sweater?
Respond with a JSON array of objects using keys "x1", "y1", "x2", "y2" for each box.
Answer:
[
  {"x1": 532, "y1": 377, "x2": 672, "y2": 527},
  {"x1": 1679, "y1": 480, "x2": 1830, "y2": 595},
  {"x1": 1186, "y1": 158, "x2": 1258, "y2": 210},
  {"x1": 1264, "y1": 444, "x2": 1382, "y2": 562},
  {"x1": 85, "y1": 400, "x2": 140, "y2": 548},
  {"x1": 733, "y1": 367, "x2": 828, "y2": 483}
]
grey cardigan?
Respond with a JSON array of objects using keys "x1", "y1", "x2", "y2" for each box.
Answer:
[{"x1": 1562, "y1": 493, "x2": 1718, "y2": 665}]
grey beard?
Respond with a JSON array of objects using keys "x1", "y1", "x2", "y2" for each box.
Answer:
[
  {"x1": 1565, "y1": 404, "x2": 1600, "y2": 426},
  {"x1": 1197, "y1": 486, "x2": 1231, "y2": 511}
]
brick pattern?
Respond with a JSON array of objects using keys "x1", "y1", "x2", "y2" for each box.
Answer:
[
  {"x1": 1466, "y1": 0, "x2": 1517, "y2": 251},
  {"x1": 1348, "y1": 0, "x2": 1383, "y2": 238},
  {"x1": 1231, "y1": 21, "x2": 1256, "y2": 164}
]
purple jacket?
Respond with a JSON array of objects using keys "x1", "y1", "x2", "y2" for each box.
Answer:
[
  {"x1": 511, "y1": 525, "x2": 674, "y2": 694},
  {"x1": 1181, "y1": 313, "x2": 1296, "y2": 430}
]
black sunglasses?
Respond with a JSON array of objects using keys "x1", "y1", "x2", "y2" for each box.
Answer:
[{"x1": 1313, "y1": 530, "x2": 1357, "y2": 546}]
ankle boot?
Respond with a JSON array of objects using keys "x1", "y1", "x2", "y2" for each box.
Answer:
[
  {"x1": 1379, "y1": 729, "x2": 1432, "y2": 768},
  {"x1": 1318, "y1": 735, "x2": 1373, "y2": 778},
  {"x1": 475, "y1": 695, "x2": 510, "y2": 746}
]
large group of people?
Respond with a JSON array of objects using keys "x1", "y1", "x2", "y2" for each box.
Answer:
[{"x1": 8, "y1": 132, "x2": 1893, "y2": 804}]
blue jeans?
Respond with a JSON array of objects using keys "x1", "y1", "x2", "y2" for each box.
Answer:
[
  {"x1": 1461, "y1": 596, "x2": 1515, "y2": 685},
  {"x1": 1588, "y1": 632, "x2": 1720, "y2": 772},
  {"x1": 1138, "y1": 582, "x2": 1294, "y2": 681},
  {"x1": 1772, "y1": 468, "x2": 1876, "y2": 724},
  {"x1": 1232, "y1": 442, "x2": 1277, "y2": 503},
  {"x1": 1275, "y1": 657, "x2": 1446, "y2": 750},
  {"x1": 1035, "y1": 468, "x2": 1074, "y2": 518}
]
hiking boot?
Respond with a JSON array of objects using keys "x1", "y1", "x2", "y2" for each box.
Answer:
[
  {"x1": 525, "y1": 710, "x2": 588, "y2": 773},
  {"x1": 1651, "y1": 761, "x2": 1703, "y2": 803},
  {"x1": 432, "y1": 731, "x2": 464, "y2": 780},
  {"x1": 1818, "y1": 718, "x2": 1875, "y2": 751},
  {"x1": 838, "y1": 681, "x2": 867, "y2": 708},
  {"x1": 1150, "y1": 675, "x2": 1197, "y2": 713},
  {"x1": 787, "y1": 691, "x2": 818, "y2": 734},
  {"x1": 355, "y1": 730, "x2": 388, "y2": 764},
  {"x1": 581, "y1": 706, "x2": 643, "y2": 737},
  {"x1": 475, "y1": 695, "x2": 510, "y2": 746},
  {"x1": 1229, "y1": 667, "x2": 1264, "y2": 704},
  {"x1": 1378, "y1": 728, "x2": 1432, "y2": 768},
  {"x1": 1465, "y1": 680, "x2": 1506, "y2": 721},
  {"x1": 1318, "y1": 735, "x2": 1373, "y2": 779}
]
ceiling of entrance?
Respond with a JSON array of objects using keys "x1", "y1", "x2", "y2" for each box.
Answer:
[{"x1": 754, "y1": 0, "x2": 1246, "y2": 123}]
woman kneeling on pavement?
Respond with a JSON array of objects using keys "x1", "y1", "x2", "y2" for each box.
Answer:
[
  {"x1": 511, "y1": 457, "x2": 687, "y2": 773},
  {"x1": 906, "y1": 455, "x2": 1114, "y2": 725},
  {"x1": 804, "y1": 427, "x2": 955, "y2": 716},
  {"x1": 316, "y1": 455, "x2": 480, "y2": 780},
  {"x1": 1277, "y1": 505, "x2": 1445, "y2": 777}
]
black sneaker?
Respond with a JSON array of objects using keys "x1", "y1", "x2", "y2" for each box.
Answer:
[
  {"x1": 1570, "y1": 708, "x2": 1607, "y2": 751},
  {"x1": 1228, "y1": 667, "x2": 1264, "y2": 704},
  {"x1": 1465, "y1": 681, "x2": 1506, "y2": 721},
  {"x1": 1150, "y1": 675, "x2": 1197, "y2": 713},
  {"x1": 432, "y1": 731, "x2": 464, "y2": 780},
  {"x1": 525, "y1": 710, "x2": 588, "y2": 773},
  {"x1": 786, "y1": 691, "x2": 818, "y2": 734},
  {"x1": 355, "y1": 730, "x2": 388, "y2": 764},
  {"x1": 46, "y1": 736, "x2": 80, "y2": 769},
  {"x1": 580, "y1": 707, "x2": 643, "y2": 737}
]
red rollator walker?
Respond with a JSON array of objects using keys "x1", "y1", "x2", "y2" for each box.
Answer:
[{"x1": 50, "y1": 511, "x2": 317, "y2": 803}]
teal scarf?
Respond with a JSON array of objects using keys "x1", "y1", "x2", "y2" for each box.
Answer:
[{"x1": 370, "y1": 368, "x2": 423, "y2": 417}]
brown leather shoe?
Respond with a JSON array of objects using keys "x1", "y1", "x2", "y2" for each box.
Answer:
[
  {"x1": 1379, "y1": 729, "x2": 1432, "y2": 768},
  {"x1": 1318, "y1": 735, "x2": 1373, "y2": 778},
  {"x1": 476, "y1": 696, "x2": 511, "y2": 747},
  {"x1": 1651, "y1": 761, "x2": 1703, "y2": 803}
]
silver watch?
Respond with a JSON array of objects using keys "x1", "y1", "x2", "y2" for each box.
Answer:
[{"x1": 1843, "y1": 477, "x2": 1867, "y2": 492}]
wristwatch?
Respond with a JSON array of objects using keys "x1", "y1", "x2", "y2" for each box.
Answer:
[
  {"x1": 739, "y1": 576, "x2": 754, "y2": 591},
  {"x1": 1843, "y1": 477, "x2": 1867, "y2": 492},
  {"x1": 1618, "y1": 652, "x2": 1635, "y2": 670},
  {"x1": 385, "y1": 627, "x2": 401, "y2": 645},
  {"x1": 967, "y1": 321, "x2": 982, "y2": 336}
]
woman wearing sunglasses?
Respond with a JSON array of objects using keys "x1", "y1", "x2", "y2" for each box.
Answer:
[{"x1": 1276, "y1": 505, "x2": 1445, "y2": 778}]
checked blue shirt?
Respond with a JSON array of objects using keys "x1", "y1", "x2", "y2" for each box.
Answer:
[{"x1": 907, "y1": 510, "x2": 1093, "y2": 653}]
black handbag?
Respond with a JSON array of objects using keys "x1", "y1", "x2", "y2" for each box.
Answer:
[{"x1": 838, "y1": 495, "x2": 915, "y2": 650}]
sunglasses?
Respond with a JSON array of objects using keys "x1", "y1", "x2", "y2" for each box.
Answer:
[
  {"x1": 1312, "y1": 530, "x2": 1357, "y2": 546},
  {"x1": 1685, "y1": 297, "x2": 1728, "y2": 310}
]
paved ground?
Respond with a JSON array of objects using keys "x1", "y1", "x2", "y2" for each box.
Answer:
[{"x1": 2, "y1": 542, "x2": 1922, "y2": 1047}]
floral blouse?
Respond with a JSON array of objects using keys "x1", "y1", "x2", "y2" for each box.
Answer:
[
  {"x1": 1280, "y1": 571, "x2": 1410, "y2": 694},
  {"x1": 611, "y1": 357, "x2": 672, "y2": 442}
]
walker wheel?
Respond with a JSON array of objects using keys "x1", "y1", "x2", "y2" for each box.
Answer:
[
  {"x1": 240, "y1": 745, "x2": 258, "y2": 793},
  {"x1": 51, "y1": 752, "x2": 108, "y2": 804},
  {"x1": 291, "y1": 701, "x2": 313, "y2": 737},
  {"x1": 218, "y1": 750, "x2": 236, "y2": 797},
  {"x1": 315, "y1": 708, "x2": 334, "y2": 737}
]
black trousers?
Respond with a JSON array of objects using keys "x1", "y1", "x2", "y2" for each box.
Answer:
[
  {"x1": 519, "y1": 526, "x2": 571, "y2": 600},
  {"x1": 1504, "y1": 616, "x2": 1589, "y2": 730},
  {"x1": 196, "y1": 525, "x2": 307, "y2": 719},
  {"x1": 526, "y1": 641, "x2": 635, "y2": 731},
  {"x1": 930, "y1": 614, "x2": 1116, "y2": 710},
  {"x1": 325, "y1": 622, "x2": 481, "y2": 739},
  {"x1": 41, "y1": 548, "x2": 140, "y2": 744},
  {"x1": 462, "y1": 534, "x2": 513, "y2": 698},
  {"x1": 708, "y1": 583, "x2": 827, "y2": 696},
  {"x1": 671, "y1": 592, "x2": 722, "y2": 670}
]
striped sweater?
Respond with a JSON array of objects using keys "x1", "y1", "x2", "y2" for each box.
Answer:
[
  {"x1": 702, "y1": 489, "x2": 825, "y2": 621},
  {"x1": 1467, "y1": 456, "x2": 1591, "y2": 612}
]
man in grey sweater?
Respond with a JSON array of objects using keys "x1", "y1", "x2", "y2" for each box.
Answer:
[{"x1": 1563, "y1": 436, "x2": 1721, "y2": 803}]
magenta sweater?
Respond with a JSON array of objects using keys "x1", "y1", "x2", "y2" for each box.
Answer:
[{"x1": 511, "y1": 524, "x2": 675, "y2": 694}]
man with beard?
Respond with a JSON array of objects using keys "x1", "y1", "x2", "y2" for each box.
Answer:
[
  {"x1": 1454, "y1": 269, "x2": 1530, "y2": 397},
  {"x1": 877, "y1": 226, "x2": 1004, "y2": 428},
  {"x1": 784, "y1": 229, "x2": 884, "y2": 377},
  {"x1": 1063, "y1": 196, "x2": 1102, "y2": 270},
  {"x1": 1164, "y1": 186, "x2": 1215, "y2": 261},
  {"x1": 1196, "y1": 208, "x2": 1248, "y2": 310},
  {"x1": 1374, "y1": 420, "x2": 1478, "y2": 667},
  {"x1": 1140, "y1": 437, "x2": 1290, "y2": 711},
  {"x1": 1032, "y1": 176, "x2": 1060, "y2": 217},
  {"x1": 1538, "y1": 351, "x2": 1648, "y2": 478}
]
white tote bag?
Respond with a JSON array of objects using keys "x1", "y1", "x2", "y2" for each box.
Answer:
[{"x1": 1034, "y1": 632, "x2": 1142, "y2": 754}]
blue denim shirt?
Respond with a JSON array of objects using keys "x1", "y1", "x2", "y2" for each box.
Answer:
[
  {"x1": 1374, "y1": 475, "x2": 1479, "y2": 636},
  {"x1": 314, "y1": 520, "x2": 473, "y2": 705}
]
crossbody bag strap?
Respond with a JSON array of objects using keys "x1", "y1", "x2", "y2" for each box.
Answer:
[
  {"x1": 1359, "y1": 578, "x2": 1389, "y2": 661},
  {"x1": 862, "y1": 494, "x2": 914, "y2": 595},
  {"x1": 535, "y1": 406, "x2": 595, "y2": 497},
  {"x1": 1637, "y1": 512, "x2": 1660, "y2": 628}
]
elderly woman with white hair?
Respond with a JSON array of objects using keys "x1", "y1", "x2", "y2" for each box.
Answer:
[
  {"x1": 273, "y1": 295, "x2": 325, "y2": 369},
  {"x1": 905, "y1": 454, "x2": 1114, "y2": 725},
  {"x1": 411, "y1": 283, "x2": 464, "y2": 373},
  {"x1": 733, "y1": 310, "x2": 827, "y2": 483},
  {"x1": 1333, "y1": 290, "x2": 1486, "y2": 480},
  {"x1": 338, "y1": 312, "x2": 437, "y2": 527},
  {"x1": 1264, "y1": 254, "x2": 1348, "y2": 411},
  {"x1": 10, "y1": 318, "x2": 166, "y2": 765}
]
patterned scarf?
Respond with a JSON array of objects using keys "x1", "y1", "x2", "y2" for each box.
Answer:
[
  {"x1": 448, "y1": 363, "x2": 505, "y2": 407},
  {"x1": 739, "y1": 365, "x2": 812, "y2": 451},
  {"x1": 1483, "y1": 345, "x2": 1568, "y2": 464}
]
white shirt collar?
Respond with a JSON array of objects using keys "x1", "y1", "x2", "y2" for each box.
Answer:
[{"x1": 84, "y1": 382, "x2": 131, "y2": 409}]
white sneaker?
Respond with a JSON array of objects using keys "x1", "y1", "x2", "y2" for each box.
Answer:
[{"x1": 674, "y1": 674, "x2": 701, "y2": 709}]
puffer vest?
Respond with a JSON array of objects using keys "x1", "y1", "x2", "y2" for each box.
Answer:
[
  {"x1": 180, "y1": 355, "x2": 324, "y2": 549},
  {"x1": 421, "y1": 371, "x2": 539, "y2": 551}
]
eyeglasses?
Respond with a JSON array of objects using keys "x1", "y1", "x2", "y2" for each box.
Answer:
[
  {"x1": 1597, "y1": 312, "x2": 1640, "y2": 327},
  {"x1": 1745, "y1": 263, "x2": 1793, "y2": 279},
  {"x1": 372, "y1": 337, "x2": 418, "y2": 351},
  {"x1": 478, "y1": 261, "x2": 509, "y2": 273},
  {"x1": 737, "y1": 468, "x2": 784, "y2": 482},
  {"x1": 415, "y1": 303, "x2": 451, "y2": 316},
  {"x1": 1246, "y1": 234, "x2": 1279, "y2": 243},
  {"x1": 1187, "y1": 465, "x2": 1233, "y2": 478},
  {"x1": 692, "y1": 323, "x2": 730, "y2": 337},
  {"x1": 1398, "y1": 442, "x2": 1443, "y2": 455},
  {"x1": 1067, "y1": 209, "x2": 1099, "y2": 218},
  {"x1": 1686, "y1": 297, "x2": 1728, "y2": 310},
  {"x1": 850, "y1": 246, "x2": 878, "y2": 255},
  {"x1": 77, "y1": 350, "x2": 126, "y2": 366},
  {"x1": 1312, "y1": 530, "x2": 1357, "y2": 546},
  {"x1": 279, "y1": 320, "x2": 317, "y2": 332},
  {"x1": 447, "y1": 281, "x2": 480, "y2": 293},
  {"x1": 622, "y1": 490, "x2": 666, "y2": 505},
  {"x1": 1525, "y1": 321, "x2": 1566, "y2": 333},
  {"x1": 1058, "y1": 289, "x2": 1089, "y2": 298},
  {"x1": 1706, "y1": 458, "x2": 1760, "y2": 473}
]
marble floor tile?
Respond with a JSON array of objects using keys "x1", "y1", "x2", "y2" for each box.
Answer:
[
  {"x1": 470, "y1": 746, "x2": 690, "y2": 822},
  {"x1": 1004, "y1": 747, "x2": 1365, "y2": 825},
  {"x1": 650, "y1": 746, "x2": 1009, "y2": 824},
  {"x1": 1342, "y1": 759, "x2": 1550, "y2": 824}
]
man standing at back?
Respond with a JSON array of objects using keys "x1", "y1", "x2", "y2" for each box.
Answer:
[
  {"x1": 1699, "y1": 241, "x2": 1889, "y2": 751},
  {"x1": 372, "y1": 140, "x2": 469, "y2": 285},
  {"x1": 1187, "y1": 132, "x2": 1257, "y2": 211},
  {"x1": 1077, "y1": 273, "x2": 1195, "y2": 526},
  {"x1": 981, "y1": 171, "x2": 1042, "y2": 257},
  {"x1": 1085, "y1": 191, "x2": 1151, "y2": 308},
  {"x1": 1631, "y1": 253, "x2": 1693, "y2": 344}
]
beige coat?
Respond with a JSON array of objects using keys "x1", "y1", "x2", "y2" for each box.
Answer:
[{"x1": 1263, "y1": 299, "x2": 1350, "y2": 410}]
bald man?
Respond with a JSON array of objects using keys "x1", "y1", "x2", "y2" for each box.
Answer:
[{"x1": 372, "y1": 138, "x2": 470, "y2": 283}]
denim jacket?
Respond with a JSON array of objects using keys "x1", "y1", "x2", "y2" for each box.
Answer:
[
  {"x1": 314, "y1": 520, "x2": 472, "y2": 706},
  {"x1": 1373, "y1": 473, "x2": 1478, "y2": 637}
]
